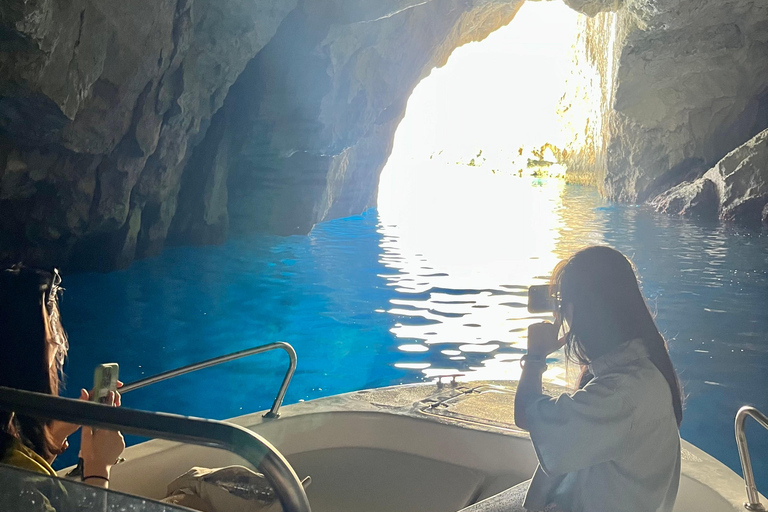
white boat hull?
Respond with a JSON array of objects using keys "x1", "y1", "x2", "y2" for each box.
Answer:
[{"x1": 106, "y1": 381, "x2": 761, "y2": 512}]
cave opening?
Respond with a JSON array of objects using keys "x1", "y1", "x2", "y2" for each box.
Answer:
[
  {"x1": 379, "y1": 1, "x2": 580, "y2": 185},
  {"x1": 375, "y1": 1, "x2": 588, "y2": 305}
]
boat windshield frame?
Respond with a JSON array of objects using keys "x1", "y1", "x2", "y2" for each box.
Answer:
[{"x1": 0, "y1": 386, "x2": 311, "y2": 512}]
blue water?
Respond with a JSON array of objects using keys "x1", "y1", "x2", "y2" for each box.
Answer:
[{"x1": 54, "y1": 181, "x2": 767, "y2": 494}]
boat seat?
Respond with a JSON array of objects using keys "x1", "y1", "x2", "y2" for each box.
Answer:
[{"x1": 287, "y1": 447, "x2": 485, "y2": 512}]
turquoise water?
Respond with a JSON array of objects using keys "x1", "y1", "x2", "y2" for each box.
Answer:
[{"x1": 55, "y1": 181, "x2": 767, "y2": 493}]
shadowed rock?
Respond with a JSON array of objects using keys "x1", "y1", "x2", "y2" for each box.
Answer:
[
  {"x1": 652, "y1": 128, "x2": 768, "y2": 226},
  {"x1": 0, "y1": 0, "x2": 523, "y2": 270}
]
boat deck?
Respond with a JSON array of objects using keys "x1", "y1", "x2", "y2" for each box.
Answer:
[{"x1": 107, "y1": 380, "x2": 759, "y2": 512}]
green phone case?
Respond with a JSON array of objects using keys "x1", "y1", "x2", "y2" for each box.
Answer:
[{"x1": 92, "y1": 363, "x2": 119, "y2": 404}]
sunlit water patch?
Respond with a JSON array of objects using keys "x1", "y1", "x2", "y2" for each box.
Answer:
[{"x1": 57, "y1": 176, "x2": 767, "y2": 491}]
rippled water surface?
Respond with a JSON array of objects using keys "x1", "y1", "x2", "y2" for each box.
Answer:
[{"x1": 58, "y1": 174, "x2": 768, "y2": 491}]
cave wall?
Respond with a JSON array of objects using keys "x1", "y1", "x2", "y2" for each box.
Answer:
[
  {"x1": 652, "y1": 128, "x2": 768, "y2": 225},
  {"x1": 557, "y1": 9, "x2": 623, "y2": 186},
  {"x1": 178, "y1": 0, "x2": 525, "y2": 238},
  {"x1": 1, "y1": 0, "x2": 766, "y2": 271},
  {"x1": 0, "y1": 0, "x2": 523, "y2": 269},
  {"x1": 0, "y1": 0, "x2": 296, "y2": 269},
  {"x1": 562, "y1": 0, "x2": 768, "y2": 207}
]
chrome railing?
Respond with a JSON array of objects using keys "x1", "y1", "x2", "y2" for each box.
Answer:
[
  {"x1": 121, "y1": 341, "x2": 296, "y2": 418},
  {"x1": 0, "y1": 387, "x2": 311, "y2": 512},
  {"x1": 735, "y1": 406, "x2": 768, "y2": 511}
]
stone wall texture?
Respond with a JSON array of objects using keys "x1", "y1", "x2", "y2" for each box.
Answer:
[
  {"x1": 1, "y1": 0, "x2": 766, "y2": 270},
  {"x1": 559, "y1": 0, "x2": 768, "y2": 208},
  {"x1": 652, "y1": 128, "x2": 768, "y2": 225}
]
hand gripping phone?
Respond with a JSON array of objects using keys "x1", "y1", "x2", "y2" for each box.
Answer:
[
  {"x1": 91, "y1": 363, "x2": 119, "y2": 405},
  {"x1": 63, "y1": 363, "x2": 119, "y2": 480},
  {"x1": 527, "y1": 284, "x2": 556, "y2": 314}
]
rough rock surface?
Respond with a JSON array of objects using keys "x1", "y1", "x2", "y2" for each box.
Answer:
[
  {"x1": 562, "y1": 0, "x2": 621, "y2": 18},
  {"x1": 1, "y1": 0, "x2": 767, "y2": 270},
  {"x1": 0, "y1": 0, "x2": 522, "y2": 269},
  {"x1": 558, "y1": 0, "x2": 768, "y2": 203},
  {"x1": 601, "y1": 0, "x2": 768, "y2": 203},
  {"x1": 652, "y1": 128, "x2": 768, "y2": 225},
  {"x1": 194, "y1": 0, "x2": 525, "y2": 237},
  {"x1": 0, "y1": 0, "x2": 296, "y2": 269}
]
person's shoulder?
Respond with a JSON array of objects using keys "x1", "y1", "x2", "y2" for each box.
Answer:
[
  {"x1": 586, "y1": 370, "x2": 632, "y2": 393},
  {"x1": 596, "y1": 356, "x2": 670, "y2": 409},
  {"x1": 0, "y1": 438, "x2": 57, "y2": 476},
  {"x1": 596, "y1": 348, "x2": 662, "y2": 383},
  {"x1": 625, "y1": 354, "x2": 669, "y2": 388},
  {"x1": 586, "y1": 359, "x2": 656, "y2": 402}
]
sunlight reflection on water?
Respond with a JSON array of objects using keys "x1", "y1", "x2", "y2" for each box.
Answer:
[
  {"x1": 379, "y1": 162, "x2": 768, "y2": 486},
  {"x1": 378, "y1": 163, "x2": 606, "y2": 385},
  {"x1": 58, "y1": 169, "x2": 767, "y2": 485}
]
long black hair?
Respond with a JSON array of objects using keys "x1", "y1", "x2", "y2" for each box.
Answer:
[
  {"x1": 551, "y1": 246, "x2": 684, "y2": 428},
  {"x1": 0, "y1": 264, "x2": 69, "y2": 460}
]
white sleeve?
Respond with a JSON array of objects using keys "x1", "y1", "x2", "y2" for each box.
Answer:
[{"x1": 524, "y1": 374, "x2": 633, "y2": 476}]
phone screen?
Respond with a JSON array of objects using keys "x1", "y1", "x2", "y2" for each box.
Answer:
[
  {"x1": 527, "y1": 285, "x2": 556, "y2": 314},
  {"x1": 92, "y1": 363, "x2": 119, "y2": 404}
]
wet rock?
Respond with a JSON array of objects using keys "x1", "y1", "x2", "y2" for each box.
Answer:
[
  {"x1": 652, "y1": 128, "x2": 768, "y2": 226},
  {"x1": 607, "y1": 1, "x2": 768, "y2": 202},
  {"x1": 651, "y1": 176, "x2": 720, "y2": 220},
  {"x1": 719, "y1": 128, "x2": 768, "y2": 225},
  {"x1": 0, "y1": 0, "x2": 296, "y2": 269}
]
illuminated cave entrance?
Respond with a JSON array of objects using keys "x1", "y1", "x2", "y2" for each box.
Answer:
[{"x1": 376, "y1": 2, "x2": 598, "y2": 383}]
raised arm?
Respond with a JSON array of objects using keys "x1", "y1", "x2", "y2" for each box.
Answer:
[{"x1": 515, "y1": 321, "x2": 563, "y2": 430}]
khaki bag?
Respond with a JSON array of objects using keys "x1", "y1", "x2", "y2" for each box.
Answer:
[{"x1": 161, "y1": 465, "x2": 310, "y2": 512}]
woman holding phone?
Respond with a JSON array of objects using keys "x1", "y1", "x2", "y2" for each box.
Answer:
[
  {"x1": 462, "y1": 246, "x2": 683, "y2": 512},
  {"x1": 0, "y1": 264, "x2": 125, "y2": 489}
]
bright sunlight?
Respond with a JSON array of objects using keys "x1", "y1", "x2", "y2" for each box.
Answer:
[
  {"x1": 377, "y1": 2, "x2": 593, "y2": 384},
  {"x1": 380, "y1": 1, "x2": 581, "y2": 174}
]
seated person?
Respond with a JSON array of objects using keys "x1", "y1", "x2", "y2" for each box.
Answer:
[
  {"x1": 461, "y1": 246, "x2": 683, "y2": 512},
  {"x1": 0, "y1": 265, "x2": 290, "y2": 512},
  {"x1": 0, "y1": 265, "x2": 125, "y2": 489}
]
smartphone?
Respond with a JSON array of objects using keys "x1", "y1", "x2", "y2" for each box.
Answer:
[
  {"x1": 527, "y1": 284, "x2": 556, "y2": 314},
  {"x1": 91, "y1": 363, "x2": 119, "y2": 404}
]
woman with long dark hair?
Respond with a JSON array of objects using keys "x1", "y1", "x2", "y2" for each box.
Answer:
[
  {"x1": 462, "y1": 246, "x2": 683, "y2": 512},
  {"x1": 0, "y1": 265, "x2": 125, "y2": 488}
]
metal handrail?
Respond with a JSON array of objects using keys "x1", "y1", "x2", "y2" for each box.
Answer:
[
  {"x1": 121, "y1": 341, "x2": 296, "y2": 418},
  {"x1": 0, "y1": 387, "x2": 311, "y2": 512},
  {"x1": 735, "y1": 405, "x2": 768, "y2": 511}
]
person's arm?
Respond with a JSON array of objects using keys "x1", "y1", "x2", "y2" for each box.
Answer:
[
  {"x1": 48, "y1": 383, "x2": 123, "y2": 464},
  {"x1": 79, "y1": 391, "x2": 125, "y2": 489},
  {"x1": 47, "y1": 389, "x2": 91, "y2": 464},
  {"x1": 515, "y1": 321, "x2": 563, "y2": 431}
]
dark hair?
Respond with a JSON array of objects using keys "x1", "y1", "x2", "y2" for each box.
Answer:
[
  {"x1": 0, "y1": 264, "x2": 69, "y2": 460},
  {"x1": 551, "y1": 246, "x2": 684, "y2": 428}
]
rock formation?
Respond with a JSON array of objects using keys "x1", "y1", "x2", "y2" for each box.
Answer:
[
  {"x1": 559, "y1": 0, "x2": 768, "y2": 208},
  {"x1": 0, "y1": 0, "x2": 297, "y2": 269},
  {"x1": 0, "y1": 0, "x2": 523, "y2": 270},
  {"x1": 1, "y1": 0, "x2": 767, "y2": 271},
  {"x1": 652, "y1": 128, "x2": 768, "y2": 225}
]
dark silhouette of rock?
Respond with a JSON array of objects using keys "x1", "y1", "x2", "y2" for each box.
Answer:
[
  {"x1": 652, "y1": 128, "x2": 768, "y2": 226},
  {"x1": 652, "y1": 177, "x2": 720, "y2": 220}
]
